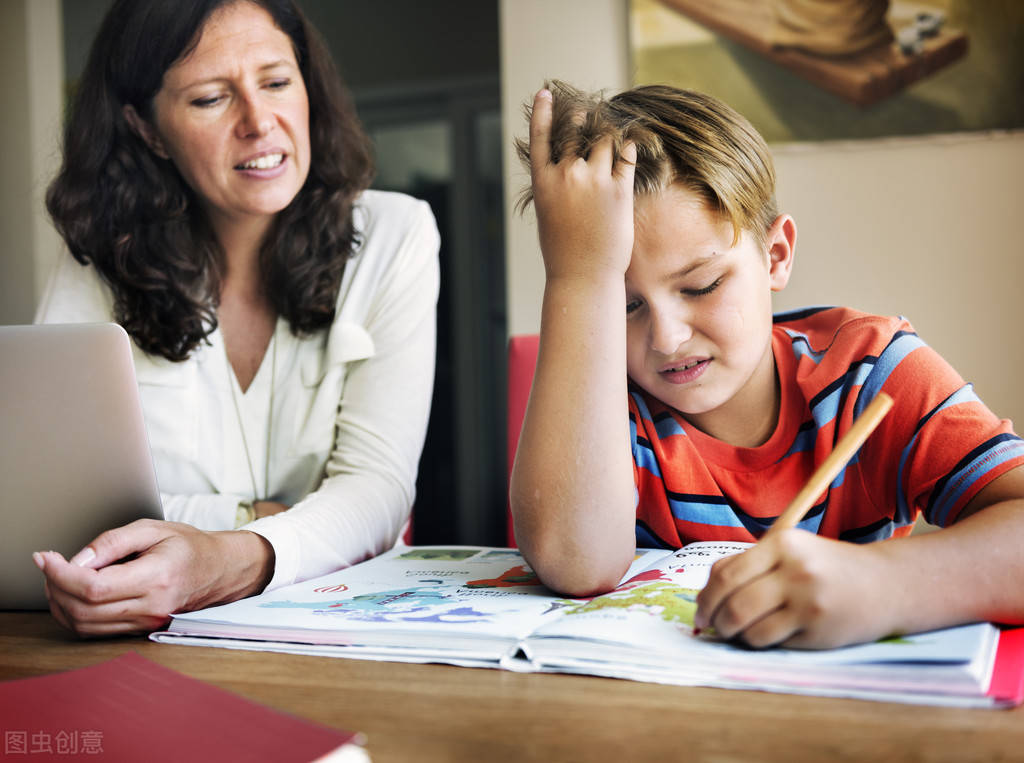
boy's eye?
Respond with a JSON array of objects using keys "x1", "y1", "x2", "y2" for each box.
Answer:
[
  {"x1": 625, "y1": 298, "x2": 642, "y2": 315},
  {"x1": 682, "y1": 277, "x2": 723, "y2": 297}
]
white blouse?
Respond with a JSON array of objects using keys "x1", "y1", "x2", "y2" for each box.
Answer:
[{"x1": 35, "y1": 190, "x2": 440, "y2": 590}]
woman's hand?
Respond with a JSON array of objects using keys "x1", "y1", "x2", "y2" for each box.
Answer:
[
  {"x1": 528, "y1": 89, "x2": 637, "y2": 282},
  {"x1": 33, "y1": 519, "x2": 274, "y2": 637},
  {"x1": 694, "y1": 530, "x2": 895, "y2": 649},
  {"x1": 254, "y1": 500, "x2": 288, "y2": 519}
]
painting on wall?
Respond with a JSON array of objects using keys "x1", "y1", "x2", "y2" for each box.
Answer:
[{"x1": 630, "y1": 0, "x2": 1024, "y2": 143}]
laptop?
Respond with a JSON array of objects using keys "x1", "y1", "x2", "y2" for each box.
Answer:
[{"x1": 0, "y1": 323, "x2": 164, "y2": 609}]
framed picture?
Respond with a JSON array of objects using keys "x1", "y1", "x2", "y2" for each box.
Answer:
[{"x1": 630, "y1": 0, "x2": 1024, "y2": 142}]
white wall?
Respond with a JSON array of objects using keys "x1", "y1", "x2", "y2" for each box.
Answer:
[
  {"x1": 773, "y1": 131, "x2": 1024, "y2": 427},
  {"x1": 499, "y1": 0, "x2": 630, "y2": 337},
  {"x1": 499, "y1": 3, "x2": 1024, "y2": 428},
  {"x1": 0, "y1": 0, "x2": 63, "y2": 324}
]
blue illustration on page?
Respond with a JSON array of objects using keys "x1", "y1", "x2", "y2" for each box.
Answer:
[{"x1": 259, "y1": 586, "x2": 494, "y2": 624}]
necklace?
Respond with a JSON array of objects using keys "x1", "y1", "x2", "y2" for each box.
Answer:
[{"x1": 224, "y1": 329, "x2": 277, "y2": 501}]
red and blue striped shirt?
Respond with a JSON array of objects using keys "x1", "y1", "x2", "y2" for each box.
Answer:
[{"x1": 629, "y1": 307, "x2": 1024, "y2": 548}]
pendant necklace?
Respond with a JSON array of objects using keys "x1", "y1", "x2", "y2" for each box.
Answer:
[{"x1": 225, "y1": 329, "x2": 277, "y2": 502}]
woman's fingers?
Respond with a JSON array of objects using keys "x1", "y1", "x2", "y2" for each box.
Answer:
[
  {"x1": 39, "y1": 555, "x2": 176, "y2": 636},
  {"x1": 37, "y1": 550, "x2": 141, "y2": 603},
  {"x1": 68, "y1": 518, "x2": 171, "y2": 570}
]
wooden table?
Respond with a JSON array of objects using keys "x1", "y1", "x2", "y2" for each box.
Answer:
[{"x1": 3, "y1": 612, "x2": 1023, "y2": 762}]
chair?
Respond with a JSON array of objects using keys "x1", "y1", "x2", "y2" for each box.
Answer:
[{"x1": 506, "y1": 334, "x2": 540, "y2": 547}]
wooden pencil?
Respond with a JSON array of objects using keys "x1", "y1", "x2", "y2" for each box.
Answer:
[{"x1": 767, "y1": 392, "x2": 894, "y2": 535}]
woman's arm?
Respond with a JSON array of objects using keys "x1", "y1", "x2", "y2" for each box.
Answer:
[
  {"x1": 244, "y1": 194, "x2": 440, "y2": 589},
  {"x1": 34, "y1": 196, "x2": 438, "y2": 632},
  {"x1": 510, "y1": 90, "x2": 638, "y2": 596}
]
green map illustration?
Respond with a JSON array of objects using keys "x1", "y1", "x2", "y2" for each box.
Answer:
[{"x1": 561, "y1": 582, "x2": 700, "y2": 627}]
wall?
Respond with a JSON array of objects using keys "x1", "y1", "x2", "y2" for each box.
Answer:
[
  {"x1": 499, "y1": 1, "x2": 1024, "y2": 428},
  {"x1": 773, "y1": 131, "x2": 1024, "y2": 427},
  {"x1": 499, "y1": 0, "x2": 630, "y2": 338},
  {"x1": 13, "y1": 0, "x2": 1024, "y2": 428},
  {"x1": 0, "y1": 0, "x2": 63, "y2": 324}
]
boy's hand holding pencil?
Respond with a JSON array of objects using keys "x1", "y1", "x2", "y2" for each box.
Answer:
[{"x1": 694, "y1": 394, "x2": 895, "y2": 649}]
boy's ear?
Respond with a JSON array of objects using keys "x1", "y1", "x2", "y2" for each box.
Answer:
[
  {"x1": 765, "y1": 214, "x2": 796, "y2": 292},
  {"x1": 122, "y1": 105, "x2": 169, "y2": 159}
]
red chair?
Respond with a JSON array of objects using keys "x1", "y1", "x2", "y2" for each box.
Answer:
[{"x1": 506, "y1": 335, "x2": 540, "y2": 547}]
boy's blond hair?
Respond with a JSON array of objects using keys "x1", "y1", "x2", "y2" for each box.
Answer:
[{"x1": 516, "y1": 81, "x2": 779, "y2": 249}]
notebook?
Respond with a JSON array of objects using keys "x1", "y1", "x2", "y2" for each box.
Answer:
[{"x1": 0, "y1": 323, "x2": 163, "y2": 609}]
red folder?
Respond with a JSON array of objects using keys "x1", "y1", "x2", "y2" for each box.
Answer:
[{"x1": 0, "y1": 652, "x2": 365, "y2": 761}]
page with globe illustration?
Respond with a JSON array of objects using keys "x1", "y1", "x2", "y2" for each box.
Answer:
[{"x1": 152, "y1": 543, "x2": 1024, "y2": 708}]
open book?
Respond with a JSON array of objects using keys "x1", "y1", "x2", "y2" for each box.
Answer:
[{"x1": 152, "y1": 543, "x2": 1024, "y2": 708}]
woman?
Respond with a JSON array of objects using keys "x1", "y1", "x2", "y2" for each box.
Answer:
[{"x1": 33, "y1": 0, "x2": 439, "y2": 636}]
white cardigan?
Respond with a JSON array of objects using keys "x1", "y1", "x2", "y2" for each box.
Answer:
[{"x1": 36, "y1": 190, "x2": 440, "y2": 591}]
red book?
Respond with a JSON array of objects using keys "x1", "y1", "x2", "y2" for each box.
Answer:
[
  {"x1": 0, "y1": 653, "x2": 367, "y2": 762},
  {"x1": 990, "y1": 626, "x2": 1024, "y2": 706}
]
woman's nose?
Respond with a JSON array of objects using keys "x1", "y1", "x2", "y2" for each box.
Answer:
[{"x1": 236, "y1": 93, "x2": 273, "y2": 138}]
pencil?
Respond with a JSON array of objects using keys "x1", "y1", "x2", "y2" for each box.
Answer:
[{"x1": 767, "y1": 392, "x2": 894, "y2": 536}]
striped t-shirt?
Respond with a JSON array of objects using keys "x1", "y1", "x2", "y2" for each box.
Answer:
[{"x1": 629, "y1": 306, "x2": 1024, "y2": 549}]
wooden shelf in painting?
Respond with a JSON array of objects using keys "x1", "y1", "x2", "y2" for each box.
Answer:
[{"x1": 656, "y1": 0, "x2": 968, "y2": 107}]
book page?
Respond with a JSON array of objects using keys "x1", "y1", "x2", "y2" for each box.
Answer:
[
  {"x1": 523, "y1": 541, "x2": 1000, "y2": 697},
  {"x1": 168, "y1": 546, "x2": 566, "y2": 648},
  {"x1": 528, "y1": 541, "x2": 749, "y2": 651}
]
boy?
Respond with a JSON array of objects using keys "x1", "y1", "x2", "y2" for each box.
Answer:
[{"x1": 510, "y1": 81, "x2": 1024, "y2": 649}]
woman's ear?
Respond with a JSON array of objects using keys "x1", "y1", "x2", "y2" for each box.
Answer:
[
  {"x1": 765, "y1": 214, "x2": 797, "y2": 292},
  {"x1": 122, "y1": 105, "x2": 169, "y2": 159}
]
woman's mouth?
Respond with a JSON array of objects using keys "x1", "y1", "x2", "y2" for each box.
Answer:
[{"x1": 235, "y1": 153, "x2": 284, "y2": 170}]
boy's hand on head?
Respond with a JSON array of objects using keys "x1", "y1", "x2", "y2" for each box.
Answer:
[
  {"x1": 529, "y1": 88, "x2": 636, "y2": 282},
  {"x1": 694, "y1": 530, "x2": 898, "y2": 649}
]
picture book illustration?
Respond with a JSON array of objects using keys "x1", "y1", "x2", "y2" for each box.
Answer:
[
  {"x1": 262, "y1": 586, "x2": 496, "y2": 625},
  {"x1": 158, "y1": 543, "x2": 1019, "y2": 709},
  {"x1": 160, "y1": 548, "x2": 551, "y2": 642},
  {"x1": 168, "y1": 546, "x2": 717, "y2": 640}
]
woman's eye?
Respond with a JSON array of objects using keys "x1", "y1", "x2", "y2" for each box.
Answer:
[
  {"x1": 265, "y1": 78, "x2": 291, "y2": 91},
  {"x1": 683, "y1": 277, "x2": 723, "y2": 297},
  {"x1": 625, "y1": 299, "x2": 642, "y2": 315},
  {"x1": 191, "y1": 94, "x2": 223, "y2": 108}
]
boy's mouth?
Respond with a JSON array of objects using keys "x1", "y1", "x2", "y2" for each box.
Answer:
[
  {"x1": 659, "y1": 357, "x2": 710, "y2": 383},
  {"x1": 665, "y1": 359, "x2": 704, "y2": 373}
]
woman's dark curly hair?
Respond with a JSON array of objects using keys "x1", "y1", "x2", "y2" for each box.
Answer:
[{"x1": 46, "y1": 0, "x2": 374, "y2": 361}]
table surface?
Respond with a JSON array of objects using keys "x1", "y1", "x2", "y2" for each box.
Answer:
[{"x1": 3, "y1": 612, "x2": 1024, "y2": 762}]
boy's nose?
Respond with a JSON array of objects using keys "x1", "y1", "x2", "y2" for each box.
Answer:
[{"x1": 649, "y1": 310, "x2": 692, "y2": 356}]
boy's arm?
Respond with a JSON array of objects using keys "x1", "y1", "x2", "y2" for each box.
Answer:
[
  {"x1": 509, "y1": 90, "x2": 638, "y2": 596},
  {"x1": 694, "y1": 465, "x2": 1024, "y2": 649}
]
